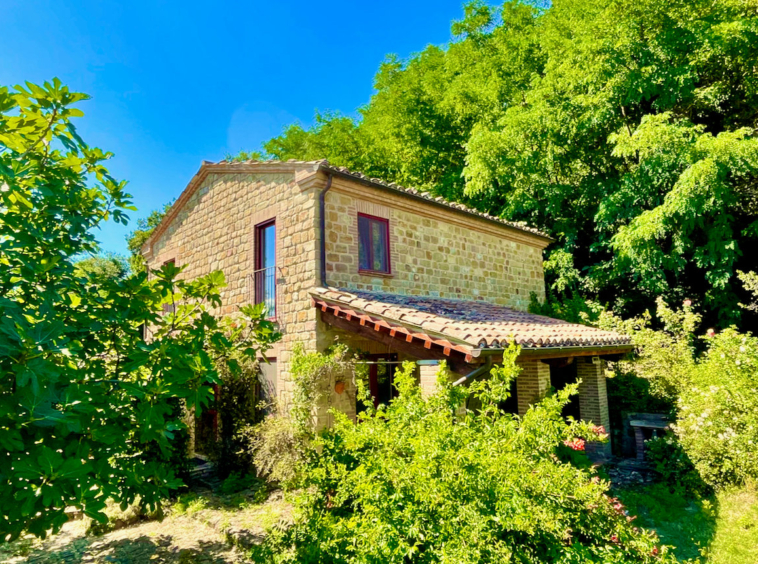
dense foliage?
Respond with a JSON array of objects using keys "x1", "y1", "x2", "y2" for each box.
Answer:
[
  {"x1": 126, "y1": 202, "x2": 171, "y2": 274},
  {"x1": 235, "y1": 0, "x2": 758, "y2": 328},
  {"x1": 675, "y1": 329, "x2": 758, "y2": 488},
  {"x1": 248, "y1": 343, "x2": 359, "y2": 487},
  {"x1": 644, "y1": 436, "x2": 708, "y2": 498},
  {"x1": 73, "y1": 253, "x2": 129, "y2": 281},
  {"x1": 0, "y1": 80, "x2": 279, "y2": 541},
  {"x1": 257, "y1": 348, "x2": 673, "y2": 563},
  {"x1": 599, "y1": 298, "x2": 758, "y2": 489},
  {"x1": 207, "y1": 350, "x2": 263, "y2": 478}
]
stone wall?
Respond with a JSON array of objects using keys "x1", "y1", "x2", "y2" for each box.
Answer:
[
  {"x1": 144, "y1": 170, "x2": 321, "y2": 407},
  {"x1": 314, "y1": 322, "x2": 421, "y2": 428},
  {"x1": 323, "y1": 177, "x2": 547, "y2": 311},
  {"x1": 143, "y1": 166, "x2": 551, "y2": 425}
]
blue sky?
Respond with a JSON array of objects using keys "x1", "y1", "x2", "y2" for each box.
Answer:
[{"x1": 1, "y1": 0, "x2": 467, "y2": 255}]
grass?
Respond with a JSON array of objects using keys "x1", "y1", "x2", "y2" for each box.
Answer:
[
  {"x1": 616, "y1": 481, "x2": 758, "y2": 563},
  {"x1": 169, "y1": 486, "x2": 292, "y2": 542}
]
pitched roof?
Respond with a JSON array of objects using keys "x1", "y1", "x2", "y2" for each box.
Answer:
[
  {"x1": 312, "y1": 161, "x2": 551, "y2": 240},
  {"x1": 141, "y1": 159, "x2": 551, "y2": 255},
  {"x1": 311, "y1": 287, "x2": 631, "y2": 361}
]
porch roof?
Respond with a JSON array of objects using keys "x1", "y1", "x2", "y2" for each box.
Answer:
[{"x1": 311, "y1": 287, "x2": 632, "y2": 363}]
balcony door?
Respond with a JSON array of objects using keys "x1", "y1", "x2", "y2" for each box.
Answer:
[{"x1": 255, "y1": 220, "x2": 276, "y2": 318}]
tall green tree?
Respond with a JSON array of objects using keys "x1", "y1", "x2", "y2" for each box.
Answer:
[
  {"x1": 238, "y1": 0, "x2": 758, "y2": 328},
  {"x1": 0, "y1": 81, "x2": 279, "y2": 541},
  {"x1": 126, "y1": 202, "x2": 172, "y2": 274},
  {"x1": 73, "y1": 253, "x2": 129, "y2": 281}
]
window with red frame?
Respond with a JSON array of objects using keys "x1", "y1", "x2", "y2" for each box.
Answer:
[{"x1": 358, "y1": 214, "x2": 390, "y2": 274}]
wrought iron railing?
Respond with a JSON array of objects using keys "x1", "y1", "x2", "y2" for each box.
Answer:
[{"x1": 253, "y1": 266, "x2": 277, "y2": 318}]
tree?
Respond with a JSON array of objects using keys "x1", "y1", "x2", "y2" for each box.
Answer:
[
  {"x1": 126, "y1": 202, "x2": 172, "y2": 274},
  {"x1": 73, "y1": 253, "x2": 129, "y2": 281},
  {"x1": 0, "y1": 80, "x2": 280, "y2": 541},
  {"x1": 256, "y1": 347, "x2": 674, "y2": 563},
  {"x1": 234, "y1": 0, "x2": 758, "y2": 329}
]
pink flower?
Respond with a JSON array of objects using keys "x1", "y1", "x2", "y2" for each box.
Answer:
[
  {"x1": 563, "y1": 438, "x2": 585, "y2": 451},
  {"x1": 683, "y1": 299, "x2": 692, "y2": 307},
  {"x1": 706, "y1": 328, "x2": 716, "y2": 337}
]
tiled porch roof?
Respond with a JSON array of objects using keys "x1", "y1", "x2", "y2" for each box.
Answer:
[{"x1": 311, "y1": 287, "x2": 631, "y2": 360}]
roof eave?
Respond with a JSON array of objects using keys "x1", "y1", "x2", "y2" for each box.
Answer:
[
  {"x1": 318, "y1": 164, "x2": 554, "y2": 245},
  {"x1": 515, "y1": 344, "x2": 634, "y2": 360}
]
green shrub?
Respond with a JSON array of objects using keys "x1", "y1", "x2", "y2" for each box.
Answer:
[
  {"x1": 219, "y1": 471, "x2": 261, "y2": 495},
  {"x1": 207, "y1": 348, "x2": 262, "y2": 479},
  {"x1": 141, "y1": 397, "x2": 193, "y2": 489},
  {"x1": 246, "y1": 343, "x2": 361, "y2": 488},
  {"x1": 645, "y1": 435, "x2": 709, "y2": 497},
  {"x1": 675, "y1": 329, "x2": 758, "y2": 488},
  {"x1": 600, "y1": 300, "x2": 758, "y2": 488},
  {"x1": 256, "y1": 346, "x2": 674, "y2": 563},
  {"x1": 598, "y1": 297, "x2": 701, "y2": 405},
  {"x1": 0, "y1": 81, "x2": 281, "y2": 540},
  {"x1": 244, "y1": 415, "x2": 307, "y2": 489}
]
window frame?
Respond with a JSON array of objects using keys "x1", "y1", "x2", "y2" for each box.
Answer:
[
  {"x1": 254, "y1": 219, "x2": 277, "y2": 319},
  {"x1": 357, "y1": 213, "x2": 391, "y2": 275}
]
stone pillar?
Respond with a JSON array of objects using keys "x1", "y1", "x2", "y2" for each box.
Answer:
[
  {"x1": 516, "y1": 359, "x2": 551, "y2": 415},
  {"x1": 634, "y1": 427, "x2": 646, "y2": 461},
  {"x1": 418, "y1": 360, "x2": 441, "y2": 398},
  {"x1": 577, "y1": 357, "x2": 612, "y2": 459}
]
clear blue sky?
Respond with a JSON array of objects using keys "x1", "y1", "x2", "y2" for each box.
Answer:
[{"x1": 1, "y1": 0, "x2": 467, "y2": 255}]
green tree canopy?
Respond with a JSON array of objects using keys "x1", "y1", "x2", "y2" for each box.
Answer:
[
  {"x1": 126, "y1": 202, "x2": 172, "y2": 274},
  {"x1": 0, "y1": 80, "x2": 279, "y2": 541},
  {"x1": 238, "y1": 0, "x2": 758, "y2": 328},
  {"x1": 73, "y1": 253, "x2": 129, "y2": 282}
]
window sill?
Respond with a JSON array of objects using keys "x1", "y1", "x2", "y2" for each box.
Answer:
[{"x1": 358, "y1": 269, "x2": 394, "y2": 278}]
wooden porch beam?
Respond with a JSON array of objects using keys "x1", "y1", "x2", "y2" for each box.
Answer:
[{"x1": 319, "y1": 310, "x2": 476, "y2": 376}]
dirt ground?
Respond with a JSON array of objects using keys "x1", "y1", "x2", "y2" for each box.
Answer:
[
  {"x1": 1, "y1": 516, "x2": 252, "y2": 564},
  {"x1": 1, "y1": 489, "x2": 291, "y2": 564}
]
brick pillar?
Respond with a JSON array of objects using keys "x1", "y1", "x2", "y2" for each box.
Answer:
[
  {"x1": 577, "y1": 357, "x2": 611, "y2": 459},
  {"x1": 418, "y1": 360, "x2": 441, "y2": 398},
  {"x1": 516, "y1": 359, "x2": 551, "y2": 415}
]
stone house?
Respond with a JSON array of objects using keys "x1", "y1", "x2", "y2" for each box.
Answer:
[{"x1": 141, "y1": 160, "x2": 632, "y2": 458}]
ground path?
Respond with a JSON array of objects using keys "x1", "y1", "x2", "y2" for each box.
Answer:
[
  {"x1": 1, "y1": 486, "x2": 293, "y2": 564},
  {"x1": 2, "y1": 515, "x2": 252, "y2": 564}
]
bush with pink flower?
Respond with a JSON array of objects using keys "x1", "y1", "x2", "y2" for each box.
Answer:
[{"x1": 253, "y1": 344, "x2": 676, "y2": 563}]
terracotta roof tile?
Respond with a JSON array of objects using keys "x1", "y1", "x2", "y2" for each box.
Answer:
[{"x1": 311, "y1": 287, "x2": 631, "y2": 352}]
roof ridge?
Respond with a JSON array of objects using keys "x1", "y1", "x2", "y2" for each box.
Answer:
[{"x1": 142, "y1": 159, "x2": 551, "y2": 256}]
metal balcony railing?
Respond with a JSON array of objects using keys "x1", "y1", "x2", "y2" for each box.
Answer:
[{"x1": 253, "y1": 266, "x2": 277, "y2": 318}]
